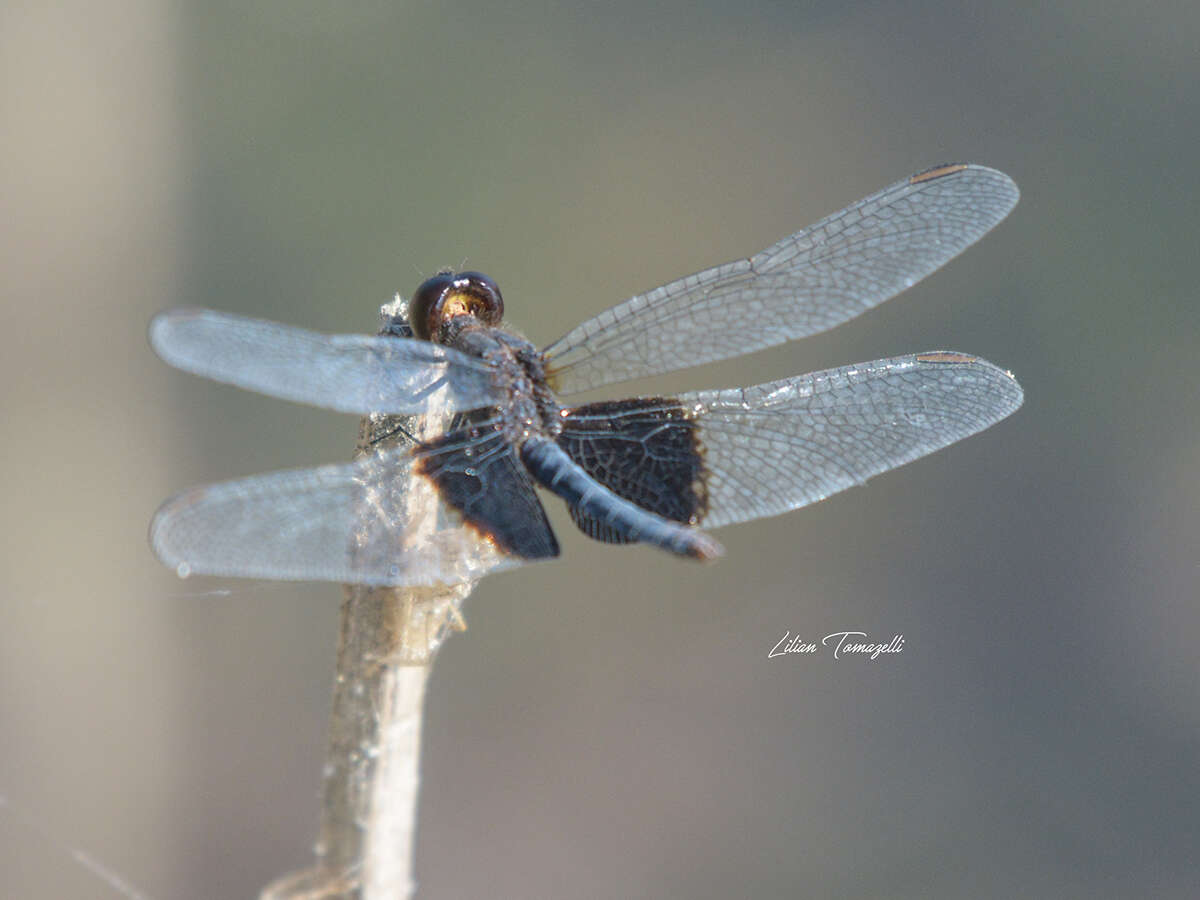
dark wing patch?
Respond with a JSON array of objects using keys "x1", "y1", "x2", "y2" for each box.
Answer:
[
  {"x1": 414, "y1": 418, "x2": 559, "y2": 559},
  {"x1": 556, "y1": 399, "x2": 708, "y2": 544}
]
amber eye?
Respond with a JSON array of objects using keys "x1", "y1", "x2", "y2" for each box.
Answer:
[
  {"x1": 456, "y1": 272, "x2": 504, "y2": 324},
  {"x1": 409, "y1": 273, "x2": 455, "y2": 341},
  {"x1": 409, "y1": 271, "x2": 504, "y2": 341}
]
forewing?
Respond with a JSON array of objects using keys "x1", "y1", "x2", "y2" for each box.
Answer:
[
  {"x1": 149, "y1": 439, "x2": 529, "y2": 587},
  {"x1": 544, "y1": 164, "x2": 1019, "y2": 394},
  {"x1": 683, "y1": 352, "x2": 1023, "y2": 528},
  {"x1": 150, "y1": 308, "x2": 502, "y2": 415}
]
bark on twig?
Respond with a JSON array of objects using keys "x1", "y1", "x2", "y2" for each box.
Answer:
[
  {"x1": 260, "y1": 579, "x2": 470, "y2": 900},
  {"x1": 262, "y1": 300, "x2": 476, "y2": 899}
]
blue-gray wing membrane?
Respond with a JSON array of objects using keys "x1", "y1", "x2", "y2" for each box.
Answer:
[
  {"x1": 149, "y1": 308, "x2": 501, "y2": 415},
  {"x1": 150, "y1": 432, "x2": 524, "y2": 586},
  {"x1": 544, "y1": 164, "x2": 1019, "y2": 394},
  {"x1": 683, "y1": 352, "x2": 1023, "y2": 527}
]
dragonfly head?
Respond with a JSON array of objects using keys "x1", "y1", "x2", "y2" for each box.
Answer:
[{"x1": 410, "y1": 271, "x2": 504, "y2": 342}]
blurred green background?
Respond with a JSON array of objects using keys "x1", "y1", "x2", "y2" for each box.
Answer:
[{"x1": 3, "y1": 1, "x2": 1198, "y2": 897}]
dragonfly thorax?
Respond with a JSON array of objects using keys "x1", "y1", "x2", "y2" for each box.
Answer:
[{"x1": 451, "y1": 325, "x2": 563, "y2": 446}]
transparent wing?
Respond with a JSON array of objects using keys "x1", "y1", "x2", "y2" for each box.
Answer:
[
  {"x1": 683, "y1": 351, "x2": 1023, "y2": 528},
  {"x1": 150, "y1": 308, "x2": 502, "y2": 415},
  {"x1": 149, "y1": 438, "x2": 526, "y2": 587},
  {"x1": 544, "y1": 164, "x2": 1019, "y2": 394}
]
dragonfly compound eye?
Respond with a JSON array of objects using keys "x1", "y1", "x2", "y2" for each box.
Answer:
[{"x1": 410, "y1": 271, "x2": 504, "y2": 341}]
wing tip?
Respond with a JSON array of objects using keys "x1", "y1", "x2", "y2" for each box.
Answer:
[
  {"x1": 914, "y1": 350, "x2": 1025, "y2": 416},
  {"x1": 148, "y1": 306, "x2": 214, "y2": 365},
  {"x1": 148, "y1": 487, "x2": 203, "y2": 576},
  {"x1": 909, "y1": 162, "x2": 1021, "y2": 208},
  {"x1": 147, "y1": 309, "x2": 178, "y2": 360}
]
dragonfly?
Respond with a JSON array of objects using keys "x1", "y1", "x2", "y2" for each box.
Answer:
[{"x1": 150, "y1": 163, "x2": 1023, "y2": 587}]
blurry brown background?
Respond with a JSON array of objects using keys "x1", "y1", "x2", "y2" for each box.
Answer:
[{"x1": 3, "y1": 1, "x2": 1198, "y2": 897}]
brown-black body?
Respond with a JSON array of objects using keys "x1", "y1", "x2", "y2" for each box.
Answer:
[{"x1": 400, "y1": 272, "x2": 719, "y2": 561}]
